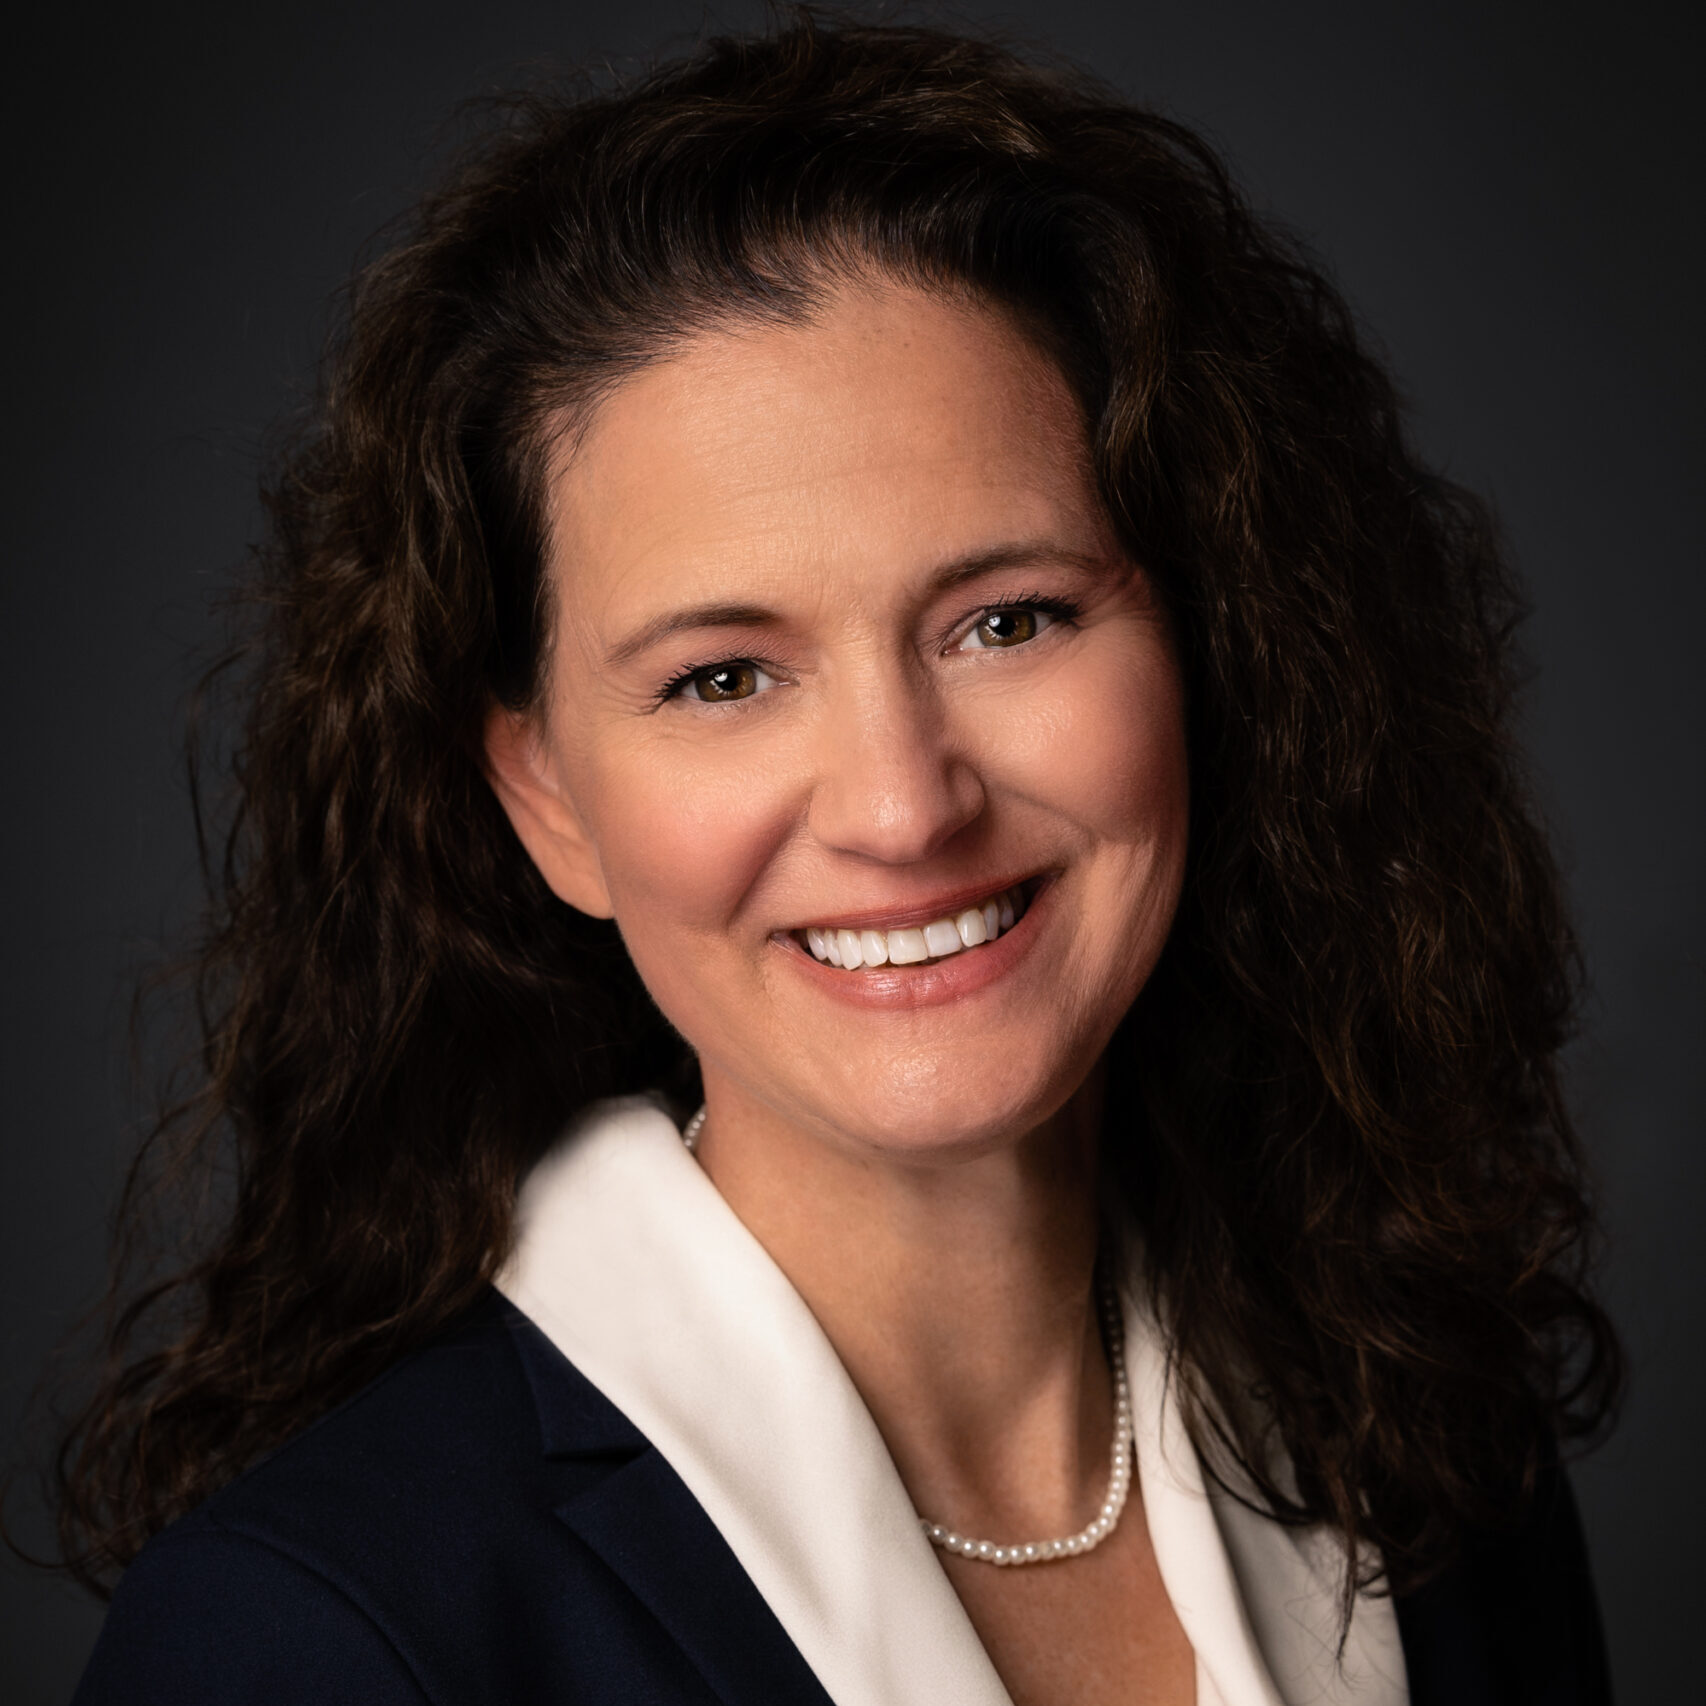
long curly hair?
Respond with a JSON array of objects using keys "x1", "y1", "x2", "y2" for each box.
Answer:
[{"x1": 51, "y1": 11, "x2": 1619, "y2": 1601}]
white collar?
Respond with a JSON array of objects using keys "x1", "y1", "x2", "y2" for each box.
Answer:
[{"x1": 497, "y1": 1096, "x2": 1407, "y2": 1706}]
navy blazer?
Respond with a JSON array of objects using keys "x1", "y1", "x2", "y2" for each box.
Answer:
[{"x1": 73, "y1": 1291, "x2": 1612, "y2": 1705}]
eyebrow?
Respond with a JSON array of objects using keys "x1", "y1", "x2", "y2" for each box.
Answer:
[{"x1": 602, "y1": 541, "x2": 1113, "y2": 667}]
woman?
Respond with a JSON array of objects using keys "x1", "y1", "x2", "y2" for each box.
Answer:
[{"x1": 58, "y1": 16, "x2": 1618, "y2": 1705}]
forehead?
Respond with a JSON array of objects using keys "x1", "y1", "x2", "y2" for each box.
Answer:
[{"x1": 543, "y1": 281, "x2": 1107, "y2": 633}]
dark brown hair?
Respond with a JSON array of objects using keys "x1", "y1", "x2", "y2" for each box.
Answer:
[{"x1": 51, "y1": 10, "x2": 1619, "y2": 1602}]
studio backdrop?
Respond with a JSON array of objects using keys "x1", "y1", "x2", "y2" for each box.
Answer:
[{"x1": 3, "y1": 3, "x2": 1699, "y2": 1700}]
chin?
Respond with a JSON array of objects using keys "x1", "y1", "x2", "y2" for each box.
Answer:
[{"x1": 792, "y1": 1052, "x2": 1093, "y2": 1163}]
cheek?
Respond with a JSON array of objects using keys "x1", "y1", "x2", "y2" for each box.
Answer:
[
  {"x1": 978, "y1": 631, "x2": 1189, "y2": 854},
  {"x1": 581, "y1": 727, "x2": 798, "y2": 940}
]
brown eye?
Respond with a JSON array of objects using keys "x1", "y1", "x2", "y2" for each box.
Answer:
[
  {"x1": 960, "y1": 606, "x2": 1054, "y2": 650},
  {"x1": 680, "y1": 661, "x2": 776, "y2": 702}
]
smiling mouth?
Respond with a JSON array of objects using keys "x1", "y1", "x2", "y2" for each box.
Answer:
[{"x1": 793, "y1": 883, "x2": 1033, "y2": 971}]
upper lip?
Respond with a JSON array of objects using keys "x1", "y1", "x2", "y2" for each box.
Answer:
[{"x1": 782, "y1": 874, "x2": 1043, "y2": 935}]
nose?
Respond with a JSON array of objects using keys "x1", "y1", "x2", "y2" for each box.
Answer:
[{"x1": 806, "y1": 662, "x2": 986, "y2": 864}]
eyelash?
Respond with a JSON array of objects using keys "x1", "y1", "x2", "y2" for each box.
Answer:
[
  {"x1": 652, "y1": 592, "x2": 1082, "y2": 705},
  {"x1": 962, "y1": 591, "x2": 1082, "y2": 641},
  {"x1": 652, "y1": 659, "x2": 772, "y2": 706}
]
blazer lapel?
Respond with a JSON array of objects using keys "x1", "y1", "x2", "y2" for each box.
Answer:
[
  {"x1": 497, "y1": 1098, "x2": 1015, "y2": 1706},
  {"x1": 555, "y1": 1449, "x2": 837, "y2": 1706},
  {"x1": 507, "y1": 1296, "x2": 834, "y2": 1706},
  {"x1": 1121, "y1": 1274, "x2": 1408, "y2": 1706}
]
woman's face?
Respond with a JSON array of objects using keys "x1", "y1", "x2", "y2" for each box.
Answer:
[{"x1": 488, "y1": 279, "x2": 1188, "y2": 1159}]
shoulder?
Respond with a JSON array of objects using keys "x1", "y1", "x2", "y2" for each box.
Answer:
[
  {"x1": 183, "y1": 1288, "x2": 566, "y2": 1557},
  {"x1": 73, "y1": 1513, "x2": 432, "y2": 1704},
  {"x1": 163, "y1": 1289, "x2": 564, "y2": 1593},
  {"x1": 74, "y1": 1292, "x2": 652, "y2": 1705},
  {"x1": 1395, "y1": 1462, "x2": 1614, "y2": 1706}
]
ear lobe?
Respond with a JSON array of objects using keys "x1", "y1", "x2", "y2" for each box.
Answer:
[{"x1": 481, "y1": 704, "x2": 616, "y2": 920}]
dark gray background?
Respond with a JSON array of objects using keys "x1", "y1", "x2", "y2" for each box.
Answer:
[{"x1": 4, "y1": 1, "x2": 1700, "y2": 1699}]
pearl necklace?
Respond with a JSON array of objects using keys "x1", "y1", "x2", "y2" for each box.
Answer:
[
  {"x1": 679, "y1": 1106, "x2": 1133, "y2": 1568},
  {"x1": 923, "y1": 1269, "x2": 1133, "y2": 1567}
]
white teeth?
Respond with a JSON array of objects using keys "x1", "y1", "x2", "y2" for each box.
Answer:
[
  {"x1": 922, "y1": 919, "x2": 963, "y2": 957},
  {"x1": 887, "y1": 927, "x2": 931, "y2": 965},
  {"x1": 800, "y1": 885, "x2": 1031, "y2": 972}
]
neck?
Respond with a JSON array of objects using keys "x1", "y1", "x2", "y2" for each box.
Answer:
[{"x1": 693, "y1": 1068, "x2": 1114, "y2": 1541}]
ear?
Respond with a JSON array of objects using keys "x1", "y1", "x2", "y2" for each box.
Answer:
[{"x1": 482, "y1": 704, "x2": 616, "y2": 919}]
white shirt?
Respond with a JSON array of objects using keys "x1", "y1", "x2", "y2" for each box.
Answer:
[{"x1": 497, "y1": 1096, "x2": 1409, "y2": 1706}]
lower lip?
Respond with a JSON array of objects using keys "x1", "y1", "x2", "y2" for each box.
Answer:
[{"x1": 770, "y1": 879, "x2": 1055, "y2": 1010}]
